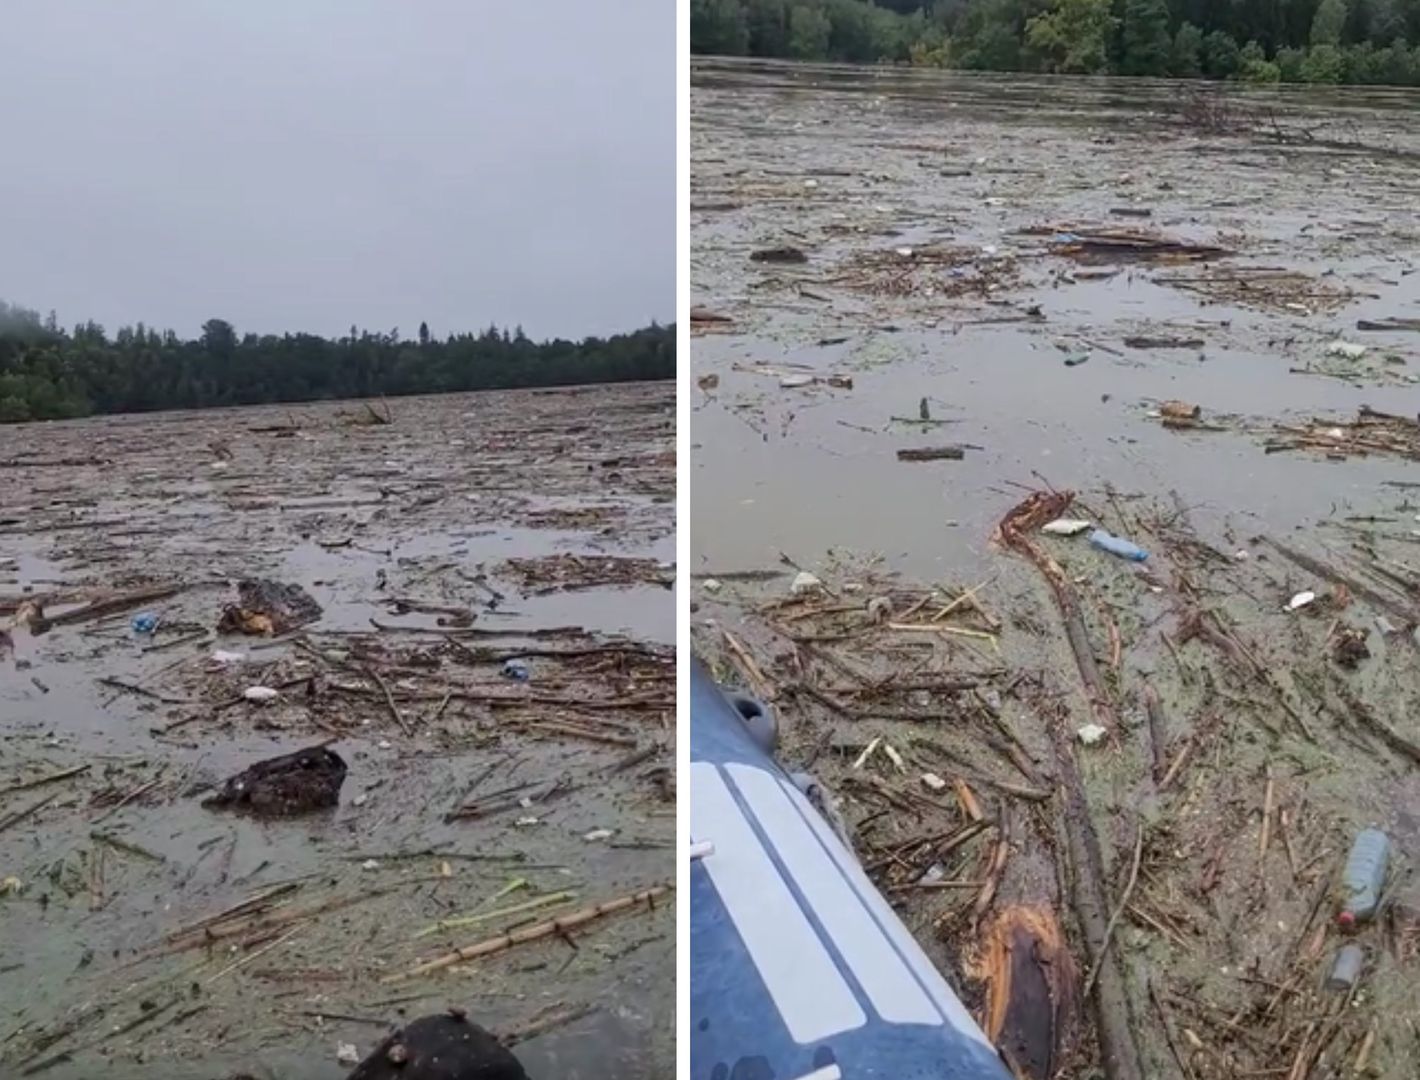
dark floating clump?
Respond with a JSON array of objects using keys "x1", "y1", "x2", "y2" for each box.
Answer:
[
  {"x1": 202, "y1": 746, "x2": 347, "y2": 817},
  {"x1": 345, "y1": 1011, "x2": 529, "y2": 1080}
]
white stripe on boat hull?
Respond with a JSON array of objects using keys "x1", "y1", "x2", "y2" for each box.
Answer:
[{"x1": 691, "y1": 761, "x2": 866, "y2": 1043}]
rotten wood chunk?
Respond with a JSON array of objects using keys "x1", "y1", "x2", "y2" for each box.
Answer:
[
  {"x1": 1030, "y1": 226, "x2": 1230, "y2": 265},
  {"x1": 202, "y1": 746, "x2": 347, "y2": 817},
  {"x1": 979, "y1": 905, "x2": 1079, "y2": 1080},
  {"x1": 897, "y1": 446, "x2": 966, "y2": 462},
  {"x1": 345, "y1": 1011, "x2": 528, "y2": 1080},
  {"x1": 218, "y1": 578, "x2": 323, "y2": 636},
  {"x1": 749, "y1": 246, "x2": 808, "y2": 264},
  {"x1": 1356, "y1": 317, "x2": 1420, "y2": 332},
  {"x1": 1123, "y1": 335, "x2": 1203, "y2": 350},
  {"x1": 689, "y1": 306, "x2": 733, "y2": 324}
]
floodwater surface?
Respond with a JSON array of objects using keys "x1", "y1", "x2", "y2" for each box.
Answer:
[
  {"x1": 1, "y1": 383, "x2": 675, "y2": 1079},
  {"x1": 692, "y1": 60, "x2": 1420, "y2": 1078},
  {"x1": 692, "y1": 60, "x2": 1420, "y2": 577}
]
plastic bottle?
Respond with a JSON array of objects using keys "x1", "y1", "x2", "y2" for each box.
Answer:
[
  {"x1": 1327, "y1": 944, "x2": 1365, "y2": 990},
  {"x1": 501, "y1": 659, "x2": 530, "y2": 682},
  {"x1": 1089, "y1": 529, "x2": 1148, "y2": 562},
  {"x1": 1338, "y1": 827, "x2": 1389, "y2": 927}
]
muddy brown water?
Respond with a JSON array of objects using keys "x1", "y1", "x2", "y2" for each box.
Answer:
[
  {"x1": 0, "y1": 383, "x2": 674, "y2": 1079},
  {"x1": 693, "y1": 59, "x2": 1420, "y2": 1076},
  {"x1": 693, "y1": 60, "x2": 1420, "y2": 580}
]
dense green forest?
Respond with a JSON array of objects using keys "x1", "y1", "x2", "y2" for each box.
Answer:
[
  {"x1": 0, "y1": 301, "x2": 675, "y2": 423},
  {"x1": 692, "y1": 0, "x2": 1420, "y2": 83}
]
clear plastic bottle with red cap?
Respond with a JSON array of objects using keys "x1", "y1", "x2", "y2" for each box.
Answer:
[{"x1": 1338, "y1": 827, "x2": 1389, "y2": 928}]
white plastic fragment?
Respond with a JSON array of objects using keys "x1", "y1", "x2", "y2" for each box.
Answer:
[
  {"x1": 337, "y1": 1043, "x2": 360, "y2": 1066},
  {"x1": 584, "y1": 828, "x2": 614, "y2": 842},
  {"x1": 1077, "y1": 723, "x2": 1108, "y2": 746},
  {"x1": 1042, "y1": 518, "x2": 1092, "y2": 536},
  {"x1": 515, "y1": 816, "x2": 540, "y2": 827},
  {"x1": 1287, "y1": 591, "x2": 1317, "y2": 611},
  {"x1": 702, "y1": 578, "x2": 722, "y2": 593},
  {"x1": 780, "y1": 374, "x2": 815, "y2": 388},
  {"x1": 1326, "y1": 340, "x2": 1367, "y2": 360},
  {"x1": 242, "y1": 686, "x2": 279, "y2": 703},
  {"x1": 921, "y1": 772, "x2": 949, "y2": 792},
  {"x1": 360, "y1": 859, "x2": 379, "y2": 871},
  {"x1": 211, "y1": 650, "x2": 247, "y2": 665},
  {"x1": 790, "y1": 571, "x2": 822, "y2": 595},
  {"x1": 918, "y1": 864, "x2": 945, "y2": 885}
]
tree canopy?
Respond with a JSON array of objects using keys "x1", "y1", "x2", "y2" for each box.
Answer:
[
  {"x1": 691, "y1": 0, "x2": 1420, "y2": 84},
  {"x1": 0, "y1": 301, "x2": 674, "y2": 424}
]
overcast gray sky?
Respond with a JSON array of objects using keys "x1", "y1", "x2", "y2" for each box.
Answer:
[{"x1": 0, "y1": 1, "x2": 673, "y2": 342}]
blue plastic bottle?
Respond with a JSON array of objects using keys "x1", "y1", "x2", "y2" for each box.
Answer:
[{"x1": 1089, "y1": 529, "x2": 1148, "y2": 562}]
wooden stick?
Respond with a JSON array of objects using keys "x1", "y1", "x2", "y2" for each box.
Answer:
[
  {"x1": 997, "y1": 495, "x2": 1121, "y2": 737},
  {"x1": 888, "y1": 622, "x2": 998, "y2": 643},
  {"x1": 1158, "y1": 735, "x2": 1197, "y2": 792},
  {"x1": 930, "y1": 579, "x2": 991, "y2": 623},
  {"x1": 521, "y1": 721, "x2": 637, "y2": 748},
  {"x1": 1041, "y1": 696, "x2": 1145, "y2": 1080},
  {"x1": 384, "y1": 884, "x2": 670, "y2": 983},
  {"x1": 497, "y1": 1002, "x2": 598, "y2": 1047},
  {"x1": 90, "y1": 777, "x2": 161, "y2": 824},
  {"x1": 970, "y1": 830, "x2": 1009, "y2": 924},
  {"x1": 0, "y1": 764, "x2": 89, "y2": 800},
  {"x1": 206, "y1": 924, "x2": 306, "y2": 984},
  {"x1": 96, "y1": 677, "x2": 191, "y2": 705},
  {"x1": 152, "y1": 887, "x2": 389, "y2": 959},
  {"x1": 366, "y1": 665, "x2": 412, "y2": 735},
  {"x1": 1278, "y1": 807, "x2": 1300, "y2": 881},
  {"x1": 1084, "y1": 821, "x2": 1145, "y2": 998},
  {"x1": 156, "y1": 882, "x2": 302, "y2": 946},
  {"x1": 0, "y1": 792, "x2": 60, "y2": 835},
  {"x1": 722, "y1": 628, "x2": 774, "y2": 702},
  {"x1": 1141, "y1": 683, "x2": 1167, "y2": 782},
  {"x1": 413, "y1": 891, "x2": 577, "y2": 939},
  {"x1": 31, "y1": 585, "x2": 183, "y2": 631},
  {"x1": 954, "y1": 779, "x2": 984, "y2": 823},
  {"x1": 1258, "y1": 768, "x2": 1275, "y2": 862},
  {"x1": 1354, "y1": 1022, "x2": 1376, "y2": 1072},
  {"x1": 1148, "y1": 977, "x2": 1197, "y2": 1080}
]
